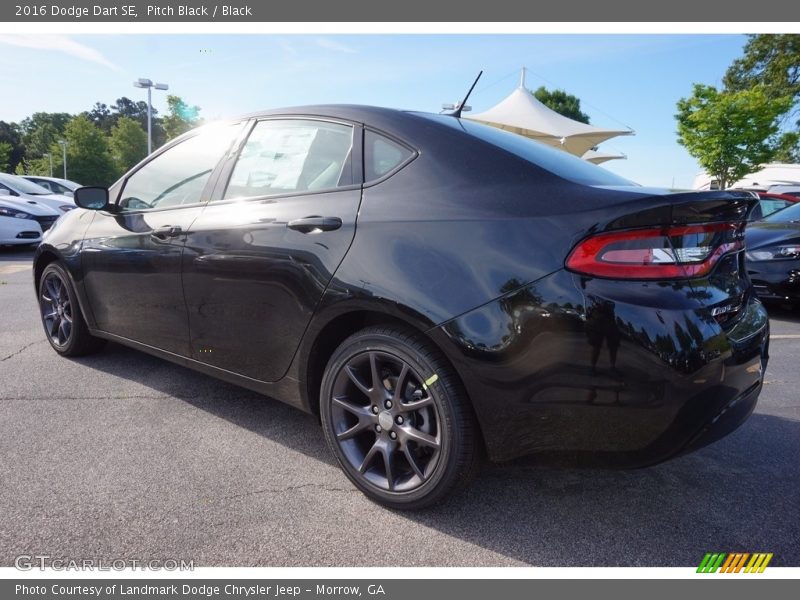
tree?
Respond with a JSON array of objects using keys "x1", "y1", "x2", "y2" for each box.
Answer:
[
  {"x1": 533, "y1": 86, "x2": 590, "y2": 124},
  {"x1": 0, "y1": 121, "x2": 24, "y2": 172},
  {"x1": 111, "y1": 96, "x2": 166, "y2": 148},
  {"x1": 86, "y1": 102, "x2": 114, "y2": 132},
  {"x1": 59, "y1": 115, "x2": 119, "y2": 186},
  {"x1": 725, "y1": 35, "x2": 800, "y2": 164},
  {"x1": 19, "y1": 112, "x2": 71, "y2": 157},
  {"x1": 0, "y1": 142, "x2": 12, "y2": 172},
  {"x1": 676, "y1": 84, "x2": 792, "y2": 189},
  {"x1": 109, "y1": 117, "x2": 147, "y2": 173},
  {"x1": 724, "y1": 35, "x2": 800, "y2": 101},
  {"x1": 161, "y1": 95, "x2": 202, "y2": 140}
]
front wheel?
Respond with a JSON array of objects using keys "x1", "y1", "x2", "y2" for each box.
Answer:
[
  {"x1": 38, "y1": 262, "x2": 106, "y2": 357},
  {"x1": 320, "y1": 325, "x2": 479, "y2": 509}
]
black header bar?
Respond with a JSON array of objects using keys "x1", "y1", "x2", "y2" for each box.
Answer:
[{"x1": 2, "y1": 1, "x2": 800, "y2": 22}]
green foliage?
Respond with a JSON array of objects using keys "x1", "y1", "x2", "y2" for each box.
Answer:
[
  {"x1": 60, "y1": 115, "x2": 119, "y2": 186},
  {"x1": 724, "y1": 34, "x2": 800, "y2": 166},
  {"x1": 162, "y1": 95, "x2": 202, "y2": 140},
  {"x1": 724, "y1": 35, "x2": 800, "y2": 101},
  {"x1": 20, "y1": 112, "x2": 71, "y2": 157},
  {"x1": 5, "y1": 93, "x2": 200, "y2": 181},
  {"x1": 773, "y1": 132, "x2": 800, "y2": 163},
  {"x1": 676, "y1": 84, "x2": 792, "y2": 189},
  {"x1": 109, "y1": 117, "x2": 148, "y2": 173},
  {"x1": 533, "y1": 86, "x2": 590, "y2": 124},
  {"x1": 0, "y1": 121, "x2": 24, "y2": 172},
  {"x1": 0, "y1": 142, "x2": 12, "y2": 172}
]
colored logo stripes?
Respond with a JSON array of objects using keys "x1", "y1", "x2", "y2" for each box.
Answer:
[{"x1": 697, "y1": 552, "x2": 773, "y2": 573}]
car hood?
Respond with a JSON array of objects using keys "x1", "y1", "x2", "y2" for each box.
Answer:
[
  {"x1": 0, "y1": 196, "x2": 60, "y2": 216},
  {"x1": 745, "y1": 221, "x2": 800, "y2": 249}
]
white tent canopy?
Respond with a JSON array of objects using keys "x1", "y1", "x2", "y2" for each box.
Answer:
[
  {"x1": 582, "y1": 149, "x2": 627, "y2": 165},
  {"x1": 466, "y1": 69, "x2": 633, "y2": 157}
]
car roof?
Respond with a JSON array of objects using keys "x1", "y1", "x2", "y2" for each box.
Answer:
[{"x1": 229, "y1": 105, "x2": 441, "y2": 147}]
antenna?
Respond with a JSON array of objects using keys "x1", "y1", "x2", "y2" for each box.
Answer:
[{"x1": 448, "y1": 71, "x2": 483, "y2": 118}]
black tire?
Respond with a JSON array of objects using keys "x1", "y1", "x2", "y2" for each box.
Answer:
[
  {"x1": 38, "y1": 262, "x2": 106, "y2": 357},
  {"x1": 320, "y1": 325, "x2": 479, "y2": 509}
]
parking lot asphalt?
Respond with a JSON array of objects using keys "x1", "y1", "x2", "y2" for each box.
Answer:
[{"x1": 1, "y1": 245, "x2": 798, "y2": 567}]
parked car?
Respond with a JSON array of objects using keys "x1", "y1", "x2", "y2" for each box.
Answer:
[
  {"x1": 749, "y1": 191, "x2": 800, "y2": 221},
  {"x1": 746, "y1": 201, "x2": 800, "y2": 305},
  {"x1": 767, "y1": 184, "x2": 800, "y2": 199},
  {"x1": 0, "y1": 196, "x2": 49, "y2": 245},
  {"x1": 0, "y1": 173, "x2": 76, "y2": 214},
  {"x1": 34, "y1": 107, "x2": 769, "y2": 508},
  {"x1": 22, "y1": 175, "x2": 81, "y2": 197}
]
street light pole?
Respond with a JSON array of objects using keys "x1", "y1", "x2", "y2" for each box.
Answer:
[
  {"x1": 57, "y1": 141, "x2": 68, "y2": 179},
  {"x1": 133, "y1": 78, "x2": 169, "y2": 155},
  {"x1": 43, "y1": 153, "x2": 52, "y2": 177}
]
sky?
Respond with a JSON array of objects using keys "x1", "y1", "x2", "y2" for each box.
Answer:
[{"x1": 0, "y1": 34, "x2": 749, "y2": 188}]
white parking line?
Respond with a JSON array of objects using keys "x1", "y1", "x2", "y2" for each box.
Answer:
[
  {"x1": 0, "y1": 264, "x2": 31, "y2": 275},
  {"x1": 770, "y1": 334, "x2": 800, "y2": 339}
]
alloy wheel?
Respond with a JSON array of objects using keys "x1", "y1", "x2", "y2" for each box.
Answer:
[
  {"x1": 40, "y1": 271, "x2": 73, "y2": 347},
  {"x1": 330, "y1": 350, "x2": 442, "y2": 492}
]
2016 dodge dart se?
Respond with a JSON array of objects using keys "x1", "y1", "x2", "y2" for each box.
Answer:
[{"x1": 34, "y1": 106, "x2": 769, "y2": 508}]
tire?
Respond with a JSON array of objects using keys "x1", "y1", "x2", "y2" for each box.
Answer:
[
  {"x1": 320, "y1": 325, "x2": 479, "y2": 509},
  {"x1": 38, "y1": 262, "x2": 106, "y2": 357}
]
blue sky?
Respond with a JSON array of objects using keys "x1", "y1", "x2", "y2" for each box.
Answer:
[{"x1": 0, "y1": 34, "x2": 747, "y2": 188}]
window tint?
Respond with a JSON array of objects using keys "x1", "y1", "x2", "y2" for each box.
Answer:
[
  {"x1": 417, "y1": 113, "x2": 637, "y2": 187},
  {"x1": 764, "y1": 202, "x2": 800, "y2": 223},
  {"x1": 223, "y1": 119, "x2": 353, "y2": 200},
  {"x1": 118, "y1": 123, "x2": 240, "y2": 211},
  {"x1": 364, "y1": 130, "x2": 413, "y2": 182},
  {"x1": 759, "y1": 199, "x2": 791, "y2": 218}
]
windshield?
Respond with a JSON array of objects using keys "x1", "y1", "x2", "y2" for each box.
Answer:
[
  {"x1": 416, "y1": 113, "x2": 637, "y2": 187},
  {"x1": 763, "y1": 202, "x2": 800, "y2": 223},
  {"x1": 0, "y1": 174, "x2": 52, "y2": 195}
]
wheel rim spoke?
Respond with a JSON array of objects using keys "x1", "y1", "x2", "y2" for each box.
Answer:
[
  {"x1": 400, "y1": 394, "x2": 434, "y2": 412},
  {"x1": 392, "y1": 364, "x2": 409, "y2": 402},
  {"x1": 401, "y1": 425, "x2": 440, "y2": 449},
  {"x1": 59, "y1": 320, "x2": 71, "y2": 343},
  {"x1": 359, "y1": 441, "x2": 380, "y2": 474},
  {"x1": 45, "y1": 277, "x2": 59, "y2": 302},
  {"x1": 380, "y1": 443, "x2": 396, "y2": 491},
  {"x1": 332, "y1": 395, "x2": 371, "y2": 419},
  {"x1": 345, "y1": 365, "x2": 372, "y2": 398},
  {"x1": 403, "y1": 445, "x2": 426, "y2": 480},
  {"x1": 336, "y1": 419, "x2": 372, "y2": 441}
]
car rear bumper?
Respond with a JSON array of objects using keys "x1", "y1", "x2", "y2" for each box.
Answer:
[{"x1": 429, "y1": 268, "x2": 769, "y2": 465}]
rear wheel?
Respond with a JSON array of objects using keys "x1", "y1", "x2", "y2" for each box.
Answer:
[
  {"x1": 320, "y1": 325, "x2": 479, "y2": 509},
  {"x1": 38, "y1": 262, "x2": 105, "y2": 357}
]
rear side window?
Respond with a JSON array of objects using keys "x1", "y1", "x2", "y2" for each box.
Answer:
[
  {"x1": 223, "y1": 119, "x2": 353, "y2": 199},
  {"x1": 364, "y1": 130, "x2": 414, "y2": 183}
]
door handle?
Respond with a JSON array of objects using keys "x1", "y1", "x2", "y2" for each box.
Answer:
[
  {"x1": 150, "y1": 225, "x2": 183, "y2": 240},
  {"x1": 287, "y1": 216, "x2": 342, "y2": 233}
]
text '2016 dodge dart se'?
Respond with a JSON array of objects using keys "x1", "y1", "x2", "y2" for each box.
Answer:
[{"x1": 34, "y1": 106, "x2": 769, "y2": 508}]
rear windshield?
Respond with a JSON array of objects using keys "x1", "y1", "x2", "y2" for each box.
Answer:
[
  {"x1": 764, "y1": 202, "x2": 800, "y2": 223},
  {"x1": 416, "y1": 113, "x2": 636, "y2": 187}
]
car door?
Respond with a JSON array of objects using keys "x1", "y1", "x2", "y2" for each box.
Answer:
[
  {"x1": 181, "y1": 117, "x2": 363, "y2": 381},
  {"x1": 81, "y1": 122, "x2": 245, "y2": 356}
]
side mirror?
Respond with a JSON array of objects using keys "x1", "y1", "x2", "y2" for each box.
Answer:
[{"x1": 74, "y1": 186, "x2": 109, "y2": 210}]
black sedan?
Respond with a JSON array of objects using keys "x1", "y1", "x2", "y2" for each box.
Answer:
[
  {"x1": 746, "y1": 201, "x2": 800, "y2": 304},
  {"x1": 34, "y1": 106, "x2": 769, "y2": 509}
]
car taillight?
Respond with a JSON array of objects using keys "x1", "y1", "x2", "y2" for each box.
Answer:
[{"x1": 566, "y1": 222, "x2": 744, "y2": 279}]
